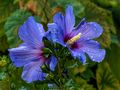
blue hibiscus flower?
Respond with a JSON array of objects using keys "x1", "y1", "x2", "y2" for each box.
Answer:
[
  {"x1": 9, "y1": 16, "x2": 57, "y2": 83},
  {"x1": 46, "y1": 5, "x2": 105, "y2": 64}
]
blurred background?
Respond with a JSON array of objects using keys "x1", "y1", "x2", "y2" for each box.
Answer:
[{"x1": 0, "y1": 0, "x2": 120, "y2": 90}]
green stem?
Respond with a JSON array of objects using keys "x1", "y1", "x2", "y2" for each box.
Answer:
[
  {"x1": 52, "y1": 78, "x2": 60, "y2": 87},
  {"x1": 53, "y1": 53, "x2": 63, "y2": 88},
  {"x1": 51, "y1": 44, "x2": 66, "y2": 89},
  {"x1": 55, "y1": 55, "x2": 63, "y2": 88}
]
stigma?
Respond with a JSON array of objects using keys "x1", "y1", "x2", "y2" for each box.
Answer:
[{"x1": 67, "y1": 33, "x2": 82, "y2": 45}]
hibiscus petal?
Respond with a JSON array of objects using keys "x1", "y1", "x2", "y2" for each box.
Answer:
[
  {"x1": 69, "y1": 48, "x2": 86, "y2": 64},
  {"x1": 18, "y1": 16, "x2": 45, "y2": 48},
  {"x1": 22, "y1": 61, "x2": 46, "y2": 83},
  {"x1": 74, "y1": 18, "x2": 86, "y2": 30},
  {"x1": 86, "y1": 49, "x2": 105, "y2": 62},
  {"x1": 49, "y1": 56, "x2": 57, "y2": 71},
  {"x1": 75, "y1": 21, "x2": 103, "y2": 40},
  {"x1": 80, "y1": 40, "x2": 105, "y2": 62},
  {"x1": 65, "y1": 5, "x2": 75, "y2": 33},
  {"x1": 53, "y1": 12, "x2": 65, "y2": 34},
  {"x1": 9, "y1": 45, "x2": 42, "y2": 67},
  {"x1": 46, "y1": 23, "x2": 66, "y2": 47},
  {"x1": 36, "y1": 23, "x2": 45, "y2": 38},
  {"x1": 46, "y1": 23, "x2": 59, "y2": 42}
]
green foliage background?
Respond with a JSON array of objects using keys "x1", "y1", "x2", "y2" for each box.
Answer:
[{"x1": 0, "y1": 0, "x2": 120, "y2": 90}]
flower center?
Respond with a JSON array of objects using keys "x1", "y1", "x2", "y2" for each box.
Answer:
[
  {"x1": 66, "y1": 33, "x2": 82, "y2": 45},
  {"x1": 38, "y1": 48, "x2": 52, "y2": 62}
]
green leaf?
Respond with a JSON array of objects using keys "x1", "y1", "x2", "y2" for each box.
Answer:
[
  {"x1": 0, "y1": 56, "x2": 8, "y2": 67},
  {"x1": 27, "y1": 0, "x2": 52, "y2": 25},
  {"x1": 65, "y1": 79, "x2": 76, "y2": 89},
  {"x1": 0, "y1": 0, "x2": 18, "y2": 23},
  {"x1": 48, "y1": 0, "x2": 85, "y2": 23},
  {"x1": 0, "y1": 22, "x2": 8, "y2": 52},
  {"x1": 92, "y1": 0, "x2": 119, "y2": 8},
  {"x1": 0, "y1": 33, "x2": 9, "y2": 52},
  {"x1": 107, "y1": 43, "x2": 120, "y2": 80},
  {"x1": 4, "y1": 9, "x2": 32, "y2": 48},
  {"x1": 0, "y1": 0, "x2": 18, "y2": 52},
  {"x1": 96, "y1": 61, "x2": 120, "y2": 90},
  {"x1": 65, "y1": 78, "x2": 95, "y2": 90},
  {"x1": 0, "y1": 80, "x2": 10, "y2": 90},
  {"x1": 57, "y1": 0, "x2": 85, "y2": 18}
]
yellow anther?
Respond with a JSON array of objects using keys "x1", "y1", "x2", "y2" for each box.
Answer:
[{"x1": 67, "y1": 33, "x2": 81, "y2": 44}]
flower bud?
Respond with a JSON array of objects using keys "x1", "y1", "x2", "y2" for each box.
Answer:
[
  {"x1": 41, "y1": 64, "x2": 49, "y2": 73},
  {"x1": 46, "y1": 73, "x2": 54, "y2": 80}
]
